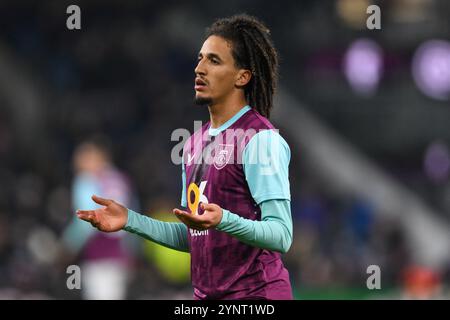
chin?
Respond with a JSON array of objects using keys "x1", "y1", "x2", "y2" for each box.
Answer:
[{"x1": 194, "y1": 95, "x2": 213, "y2": 106}]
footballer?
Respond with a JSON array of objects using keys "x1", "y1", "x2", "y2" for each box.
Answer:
[{"x1": 77, "y1": 14, "x2": 293, "y2": 300}]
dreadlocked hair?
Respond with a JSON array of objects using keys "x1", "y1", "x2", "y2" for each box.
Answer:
[{"x1": 205, "y1": 14, "x2": 279, "y2": 118}]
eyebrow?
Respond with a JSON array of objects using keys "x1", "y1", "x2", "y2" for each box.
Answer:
[{"x1": 198, "y1": 52, "x2": 223, "y2": 62}]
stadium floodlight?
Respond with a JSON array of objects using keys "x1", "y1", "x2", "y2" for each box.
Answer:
[
  {"x1": 343, "y1": 38, "x2": 383, "y2": 96},
  {"x1": 412, "y1": 40, "x2": 450, "y2": 101},
  {"x1": 424, "y1": 140, "x2": 450, "y2": 183}
]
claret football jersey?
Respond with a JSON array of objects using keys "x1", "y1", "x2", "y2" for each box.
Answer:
[{"x1": 181, "y1": 105, "x2": 292, "y2": 300}]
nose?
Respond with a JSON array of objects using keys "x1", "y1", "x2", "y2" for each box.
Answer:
[{"x1": 195, "y1": 58, "x2": 206, "y2": 76}]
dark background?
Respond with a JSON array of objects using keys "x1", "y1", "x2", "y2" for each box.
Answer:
[{"x1": 0, "y1": 0, "x2": 449, "y2": 299}]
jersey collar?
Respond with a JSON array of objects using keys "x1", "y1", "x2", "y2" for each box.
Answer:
[{"x1": 208, "y1": 105, "x2": 251, "y2": 136}]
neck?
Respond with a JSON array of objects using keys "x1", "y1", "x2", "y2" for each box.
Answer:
[{"x1": 208, "y1": 95, "x2": 248, "y2": 129}]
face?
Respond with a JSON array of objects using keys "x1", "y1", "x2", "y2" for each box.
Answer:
[
  {"x1": 73, "y1": 144, "x2": 107, "y2": 174},
  {"x1": 194, "y1": 35, "x2": 250, "y2": 106}
]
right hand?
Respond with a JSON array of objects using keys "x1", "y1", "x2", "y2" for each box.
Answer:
[{"x1": 76, "y1": 195, "x2": 128, "y2": 232}]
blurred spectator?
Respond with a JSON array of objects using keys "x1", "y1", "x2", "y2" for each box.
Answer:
[{"x1": 60, "y1": 137, "x2": 138, "y2": 300}]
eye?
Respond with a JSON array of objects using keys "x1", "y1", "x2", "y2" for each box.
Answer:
[{"x1": 211, "y1": 58, "x2": 219, "y2": 65}]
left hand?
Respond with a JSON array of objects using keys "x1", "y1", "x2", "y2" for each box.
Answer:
[{"x1": 173, "y1": 203, "x2": 223, "y2": 230}]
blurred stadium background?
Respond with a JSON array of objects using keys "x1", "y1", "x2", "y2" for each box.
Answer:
[{"x1": 0, "y1": 0, "x2": 449, "y2": 299}]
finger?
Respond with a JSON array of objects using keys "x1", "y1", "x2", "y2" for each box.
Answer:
[
  {"x1": 91, "y1": 195, "x2": 112, "y2": 206},
  {"x1": 173, "y1": 209, "x2": 193, "y2": 223},
  {"x1": 173, "y1": 208, "x2": 190, "y2": 215},
  {"x1": 173, "y1": 209, "x2": 203, "y2": 228},
  {"x1": 200, "y1": 203, "x2": 216, "y2": 211},
  {"x1": 77, "y1": 210, "x2": 99, "y2": 223},
  {"x1": 77, "y1": 212, "x2": 95, "y2": 223},
  {"x1": 174, "y1": 209, "x2": 203, "y2": 222},
  {"x1": 173, "y1": 208, "x2": 202, "y2": 221},
  {"x1": 173, "y1": 210, "x2": 193, "y2": 226},
  {"x1": 76, "y1": 209, "x2": 96, "y2": 216}
]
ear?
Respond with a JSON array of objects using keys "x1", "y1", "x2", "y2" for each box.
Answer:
[{"x1": 235, "y1": 69, "x2": 252, "y2": 88}]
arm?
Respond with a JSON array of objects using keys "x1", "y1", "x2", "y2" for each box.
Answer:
[
  {"x1": 217, "y1": 129, "x2": 292, "y2": 253},
  {"x1": 124, "y1": 209, "x2": 189, "y2": 252},
  {"x1": 76, "y1": 195, "x2": 190, "y2": 253},
  {"x1": 216, "y1": 199, "x2": 292, "y2": 253},
  {"x1": 76, "y1": 150, "x2": 191, "y2": 252}
]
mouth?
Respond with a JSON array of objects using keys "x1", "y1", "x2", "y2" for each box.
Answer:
[{"x1": 195, "y1": 78, "x2": 207, "y2": 91}]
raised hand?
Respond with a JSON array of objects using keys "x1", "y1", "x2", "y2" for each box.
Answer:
[
  {"x1": 173, "y1": 202, "x2": 223, "y2": 230},
  {"x1": 76, "y1": 195, "x2": 128, "y2": 232}
]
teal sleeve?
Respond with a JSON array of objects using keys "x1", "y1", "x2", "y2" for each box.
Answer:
[
  {"x1": 216, "y1": 199, "x2": 293, "y2": 253},
  {"x1": 123, "y1": 209, "x2": 189, "y2": 252},
  {"x1": 243, "y1": 130, "x2": 291, "y2": 205}
]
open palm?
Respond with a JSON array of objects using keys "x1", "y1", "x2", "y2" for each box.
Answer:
[{"x1": 76, "y1": 195, "x2": 128, "y2": 232}]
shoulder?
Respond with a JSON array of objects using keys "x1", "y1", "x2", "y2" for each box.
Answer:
[
  {"x1": 244, "y1": 129, "x2": 290, "y2": 159},
  {"x1": 232, "y1": 108, "x2": 285, "y2": 153},
  {"x1": 238, "y1": 108, "x2": 276, "y2": 132},
  {"x1": 243, "y1": 109, "x2": 289, "y2": 149}
]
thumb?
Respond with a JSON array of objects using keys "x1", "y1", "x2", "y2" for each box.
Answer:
[
  {"x1": 201, "y1": 203, "x2": 215, "y2": 211},
  {"x1": 92, "y1": 195, "x2": 112, "y2": 206}
]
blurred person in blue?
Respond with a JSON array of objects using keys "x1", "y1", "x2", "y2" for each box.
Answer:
[{"x1": 61, "y1": 137, "x2": 137, "y2": 300}]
